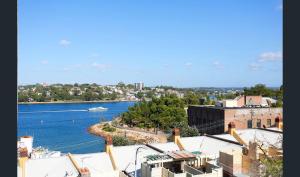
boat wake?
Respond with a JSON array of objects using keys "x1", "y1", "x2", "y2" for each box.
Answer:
[{"x1": 18, "y1": 109, "x2": 88, "y2": 114}]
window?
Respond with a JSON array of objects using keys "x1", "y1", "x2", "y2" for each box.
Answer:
[
  {"x1": 267, "y1": 119, "x2": 272, "y2": 127},
  {"x1": 247, "y1": 119, "x2": 252, "y2": 128},
  {"x1": 257, "y1": 119, "x2": 261, "y2": 128}
]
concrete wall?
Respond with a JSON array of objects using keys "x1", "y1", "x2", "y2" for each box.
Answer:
[
  {"x1": 245, "y1": 96, "x2": 262, "y2": 106},
  {"x1": 223, "y1": 100, "x2": 238, "y2": 108},
  {"x1": 235, "y1": 96, "x2": 245, "y2": 107},
  {"x1": 219, "y1": 150, "x2": 243, "y2": 176}
]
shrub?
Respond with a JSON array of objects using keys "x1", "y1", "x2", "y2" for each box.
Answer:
[
  {"x1": 102, "y1": 124, "x2": 116, "y2": 132},
  {"x1": 112, "y1": 136, "x2": 135, "y2": 146}
]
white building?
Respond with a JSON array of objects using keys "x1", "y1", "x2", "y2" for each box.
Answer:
[{"x1": 135, "y1": 82, "x2": 144, "y2": 91}]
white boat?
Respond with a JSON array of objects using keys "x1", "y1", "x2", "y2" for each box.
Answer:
[{"x1": 88, "y1": 107, "x2": 108, "y2": 112}]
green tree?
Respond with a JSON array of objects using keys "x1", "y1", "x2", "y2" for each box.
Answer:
[
  {"x1": 136, "y1": 92, "x2": 144, "y2": 100},
  {"x1": 146, "y1": 91, "x2": 155, "y2": 98},
  {"x1": 121, "y1": 95, "x2": 186, "y2": 130},
  {"x1": 18, "y1": 93, "x2": 29, "y2": 102},
  {"x1": 183, "y1": 91, "x2": 200, "y2": 105},
  {"x1": 244, "y1": 84, "x2": 273, "y2": 97},
  {"x1": 117, "y1": 82, "x2": 126, "y2": 88},
  {"x1": 83, "y1": 91, "x2": 94, "y2": 101}
]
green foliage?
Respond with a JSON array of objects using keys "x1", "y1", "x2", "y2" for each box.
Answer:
[
  {"x1": 181, "y1": 126, "x2": 199, "y2": 137},
  {"x1": 244, "y1": 84, "x2": 275, "y2": 97},
  {"x1": 171, "y1": 121, "x2": 199, "y2": 137},
  {"x1": 112, "y1": 136, "x2": 134, "y2": 146},
  {"x1": 146, "y1": 91, "x2": 155, "y2": 98},
  {"x1": 121, "y1": 95, "x2": 186, "y2": 130},
  {"x1": 183, "y1": 91, "x2": 200, "y2": 105},
  {"x1": 260, "y1": 157, "x2": 283, "y2": 177},
  {"x1": 136, "y1": 92, "x2": 144, "y2": 99},
  {"x1": 108, "y1": 92, "x2": 118, "y2": 100},
  {"x1": 117, "y1": 82, "x2": 126, "y2": 88},
  {"x1": 18, "y1": 92, "x2": 29, "y2": 102},
  {"x1": 102, "y1": 123, "x2": 116, "y2": 132}
]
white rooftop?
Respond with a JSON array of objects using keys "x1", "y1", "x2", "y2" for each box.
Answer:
[
  {"x1": 111, "y1": 144, "x2": 161, "y2": 176},
  {"x1": 73, "y1": 152, "x2": 117, "y2": 177},
  {"x1": 180, "y1": 136, "x2": 242, "y2": 158},
  {"x1": 19, "y1": 128, "x2": 282, "y2": 177},
  {"x1": 21, "y1": 156, "x2": 79, "y2": 177},
  {"x1": 150, "y1": 142, "x2": 180, "y2": 152},
  {"x1": 214, "y1": 129, "x2": 282, "y2": 149}
]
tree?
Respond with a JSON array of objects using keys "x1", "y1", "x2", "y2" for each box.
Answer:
[
  {"x1": 109, "y1": 92, "x2": 118, "y2": 100},
  {"x1": 83, "y1": 91, "x2": 93, "y2": 101},
  {"x1": 18, "y1": 92, "x2": 29, "y2": 102},
  {"x1": 127, "y1": 84, "x2": 135, "y2": 89},
  {"x1": 136, "y1": 92, "x2": 144, "y2": 100},
  {"x1": 121, "y1": 95, "x2": 186, "y2": 130},
  {"x1": 146, "y1": 91, "x2": 155, "y2": 98},
  {"x1": 256, "y1": 135, "x2": 283, "y2": 177},
  {"x1": 183, "y1": 91, "x2": 200, "y2": 105},
  {"x1": 244, "y1": 84, "x2": 274, "y2": 97},
  {"x1": 117, "y1": 82, "x2": 126, "y2": 88}
]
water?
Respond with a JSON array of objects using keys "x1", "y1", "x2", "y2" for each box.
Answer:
[{"x1": 17, "y1": 102, "x2": 136, "y2": 154}]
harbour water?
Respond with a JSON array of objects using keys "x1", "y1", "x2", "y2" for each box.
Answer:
[{"x1": 17, "y1": 101, "x2": 136, "y2": 154}]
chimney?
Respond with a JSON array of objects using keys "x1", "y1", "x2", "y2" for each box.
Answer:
[
  {"x1": 104, "y1": 136, "x2": 118, "y2": 170},
  {"x1": 68, "y1": 153, "x2": 92, "y2": 177},
  {"x1": 79, "y1": 167, "x2": 91, "y2": 177},
  {"x1": 19, "y1": 147, "x2": 28, "y2": 158},
  {"x1": 275, "y1": 116, "x2": 283, "y2": 129},
  {"x1": 172, "y1": 128, "x2": 180, "y2": 142},
  {"x1": 172, "y1": 128, "x2": 185, "y2": 150},
  {"x1": 20, "y1": 136, "x2": 33, "y2": 155},
  {"x1": 228, "y1": 122, "x2": 236, "y2": 135},
  {"x1": 18, "y1": 147, "x2": 28, "y2": 177},
  {"x1": 105, "y1": 136, "x2": 113, "y2": 153}
]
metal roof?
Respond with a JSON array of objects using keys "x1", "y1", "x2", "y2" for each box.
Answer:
[{"x1": 166, "y1": 150, "x2": 196, "y2": 160}]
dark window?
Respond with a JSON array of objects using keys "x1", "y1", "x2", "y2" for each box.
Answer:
[
  {"x1": 247, "y1": 119, "x2": 252, "y2": 128},
  {"x1": 257, "y1": 119, "x2": 261, "y2": 128},
  {"x1": 267, "y1": 119, "x2": 272, "y2": 127}
]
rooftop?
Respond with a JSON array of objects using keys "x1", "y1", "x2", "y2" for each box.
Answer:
[{"x1": 19, "y1": 128, "x2": 283, "y2": 177}]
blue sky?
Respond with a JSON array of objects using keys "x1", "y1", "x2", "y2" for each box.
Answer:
[{"x1": 18, "y1": 0, "x2": 282, "y2": 87}]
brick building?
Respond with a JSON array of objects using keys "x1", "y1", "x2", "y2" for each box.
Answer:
[{"x1": 187, "y1": 105, "x2": 282, "y2": 135}]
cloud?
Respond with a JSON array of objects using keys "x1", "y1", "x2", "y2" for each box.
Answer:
[
  {"x1": 249, "y1": 63, "x2": 262, "y2": 71},
  {"x1": 212, "y1": 61, "x2": 224, "y2": 69},
  {"x1": 258, "y1": 51, "x2": 282, "y2": 62},
  {"x1": 184, "y1": 62, "x2": 192, "y2": 67},
  {"x1": 91, "y1": 62, "x2": 110, "y2": 71},
  {"x1": 40, "y1": 60, "x2": 48, "y2": 65},
  {"x1": 59, "y1": 39, "x2": 71, "y2": 47}
]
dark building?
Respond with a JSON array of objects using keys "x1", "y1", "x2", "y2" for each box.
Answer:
[{"x1": 187, "y1": 105, "x2": 283, "y2": 135}]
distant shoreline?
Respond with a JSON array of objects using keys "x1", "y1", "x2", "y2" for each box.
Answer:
[{"x1": 18, "y1": 100, "x2": 138, "y2": 105}]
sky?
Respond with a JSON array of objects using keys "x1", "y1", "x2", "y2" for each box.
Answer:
[{"x1": 18, "y1": 0, "x2": 283, "y2": 87}]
